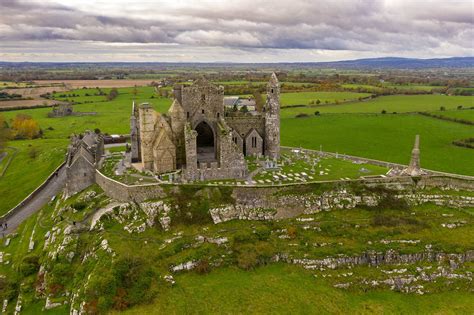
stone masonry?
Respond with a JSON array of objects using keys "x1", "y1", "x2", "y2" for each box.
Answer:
[{"x1": 131, "y1": 73, "x2": 281, "y2": 181}]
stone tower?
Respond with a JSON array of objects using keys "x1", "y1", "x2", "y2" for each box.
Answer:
[
  {"x1": 264, "y1": 73, "x2": 280, "y2": 159},
  {"x1": 402, "y1": 135, "x2": 425, "y2": 176},
  {"x1": 130, "y1": 101, "x2": 141, "y2": 163},
  {"x1": 138, "y1": 103, "x2": 156, "y2": 170}
]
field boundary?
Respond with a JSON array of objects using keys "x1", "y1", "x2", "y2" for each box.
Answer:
[{"x1": 418, "y1": 111, "x2": 474, "y2": 125}]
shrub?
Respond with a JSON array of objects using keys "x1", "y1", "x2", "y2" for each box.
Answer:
[
  {"x1": 19, "y1": 255, "x2": 40, "y2": 277},
  {"x1": 28, "y1": 146, "x2": 40, "y2": 159},
  {"x1": 72, "y1": 200, "x2": 88, "y2": 211},
  {"x1": 295, "y1": 113, "x2": 309, "y2": 118},
  {"x1": 457, "y1": 105, "x2": 463, "y2": 110},
  {"x1": 377, "y1": 195, "x2": 409, "y2": 210},
  {"x1": 254, "y1": 226, "x2": 271, "y2": 241},
  {"x1": 195, "y1": 259, "x2": 211, "y2": 274},
  {"x1": 233, "y1": 230, "x2": 256, "y2": 243},
  {"x1": 440, "y1": 106, "x2": 446, "y2": 111},
  {"x1": 314, "y1": 111, "x2": 320, "y2": 116},
  {"x1": 287, "y1": 226, "x2": 297, "y2": 239},
  {"x1": 0, "y1": 276, "x2": 19, "y2": 301},
  {"x1": 237, "y1": 250, "x2": 258, "y2": 270},
  {"x1": 381, "y1": 109, "x2": 387, "y2": 114}
]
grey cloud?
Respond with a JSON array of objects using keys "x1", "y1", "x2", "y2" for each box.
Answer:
[{"x1": 0, "y1": 0, "x2": 472, "y2": 59}]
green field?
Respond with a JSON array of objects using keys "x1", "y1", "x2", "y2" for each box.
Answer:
[
  {"x1": 281, "y1": 95, "x2": 474, "y2": 117},
  {"x1": 342, "y1": 83, "x2": 445, "y2": 92},
  {"x1": 280, "y1": 91, "x2": 372, "y2": 107},
  {"x1": 281, "y1": 113, "x2": 474, "y2": 176},
  {"x1": 2, "y1": 87, "x2": 172, "y2": 138},
  {"x1": 437, "y1": 109, "x2": 474, "y2": 122}
]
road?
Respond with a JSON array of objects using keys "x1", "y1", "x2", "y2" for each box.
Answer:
[{"x1": 2, "y1": 165, "x2": 67, "y2": 236}]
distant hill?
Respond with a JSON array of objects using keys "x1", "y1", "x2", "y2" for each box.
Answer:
[
  {"x1": 0, "y1": 57, "x2": 472, "y2": 69},
  {"x1": 306, "y1": 57, "x2": 474, "y2": 69}
]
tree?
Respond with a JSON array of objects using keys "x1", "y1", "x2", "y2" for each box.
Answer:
[
  {"x1": 10, "y1": 114, "x2": 40, "y2": 139},
  {"x1": 107, "y1": 88, "x2": 119, "y2": 101},
  {"x1": 240, "y1": 105, "x2": 249, "y2": 113},
  {"x1": 252, "y1": 91, "x2": 264, "y2": 112},
  {"x1": 0, "y1": 115, "x2": 8, "y2": 151},
  {"x1": 132, "y1": 85, "x2": 138, "y2": 97}
]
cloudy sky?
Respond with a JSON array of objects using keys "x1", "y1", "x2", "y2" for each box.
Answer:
[{"x1": 0, "y1": 0, "x2": 472, "y2": 62}]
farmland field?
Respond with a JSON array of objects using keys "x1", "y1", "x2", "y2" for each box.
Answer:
[
  {"x1": 281, "y1": 113, "x2": 474, "y2": 176},
  {"x1": 0, "y1": 99, "x2": 66, "y2": 109},
  {"x1": 34, "y1": 79, "x2": 157, "y2": 88},
  {"x1": 437, "y1": 109, "x2": 474, "y2": 122},
  {"x1": 280, "y1": 94, "x2": 474, "y2": 117},
  {"x1": 280, "y1": 91, "x2": 372, "y2": 107}
]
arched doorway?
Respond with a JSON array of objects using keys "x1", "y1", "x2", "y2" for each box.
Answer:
[{"x1": 195, "y1": 121, "x2": 215, "y2": 162}]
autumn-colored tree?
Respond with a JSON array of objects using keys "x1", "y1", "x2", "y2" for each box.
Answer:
[{"x1": 10, "y1": 114, "x2": 41, "y2": 139}]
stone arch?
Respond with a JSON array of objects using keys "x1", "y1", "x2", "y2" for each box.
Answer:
[{"x1": 194, "y1": 120, "x2": 216, "y2": 162}]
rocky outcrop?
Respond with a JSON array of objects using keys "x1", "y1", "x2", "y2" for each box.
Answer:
[{"x1": 287, "y1": 249, "x2": 474, "y2": 270}]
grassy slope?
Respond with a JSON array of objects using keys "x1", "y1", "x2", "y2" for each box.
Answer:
[
  {"x1": 122, "y1": 263, "x2": 474, "y2": 315},
  {"x1": 0, "y1": 139, "x2": 67, "y2": 215},
  {"x1": 4, "y1": 184, "x2": 474, "y2": 314},
  {"x1": 281, "y1": 113, "x2": 474, "y2": 176}
]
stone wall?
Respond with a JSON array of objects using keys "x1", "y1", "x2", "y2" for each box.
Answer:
[
  {"x1": 95, "y1": 170, "x2": 167, "y2": 202},
  {"x1": 95, "y1": 170, "x2": 474, "y2": 222}
]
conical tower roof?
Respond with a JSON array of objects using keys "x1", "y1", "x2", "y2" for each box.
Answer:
[{"x1": 269, "y1": 72, "x2": 279, "y2": 86}]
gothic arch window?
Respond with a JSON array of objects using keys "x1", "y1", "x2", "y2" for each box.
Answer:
[{"x1": 271, "y1": 88, "x2": 274, "y2": 93}]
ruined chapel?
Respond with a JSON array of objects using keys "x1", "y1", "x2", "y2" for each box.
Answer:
[{"x1": 130, "y1": 73, "x2": 281, "y2": 181}]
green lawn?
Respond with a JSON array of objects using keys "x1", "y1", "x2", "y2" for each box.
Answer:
[
  {"x1": 280, "y1": 91, "x2": 372, "y2": 107},
  {"x1": 0, "y1": 139, "x2": 67, "y2": 216},
  {"x1": 281, "y1": 113, "x2": 474, "y2": 176}
]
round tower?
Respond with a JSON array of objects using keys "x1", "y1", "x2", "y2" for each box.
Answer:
[{"x1": 264, "y1": 73, "x2": 280, "y2": 159}]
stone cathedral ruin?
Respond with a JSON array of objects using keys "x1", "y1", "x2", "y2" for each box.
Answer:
[{"x1": 130, "y1": 73, "x2": 281, "y2": 181}]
